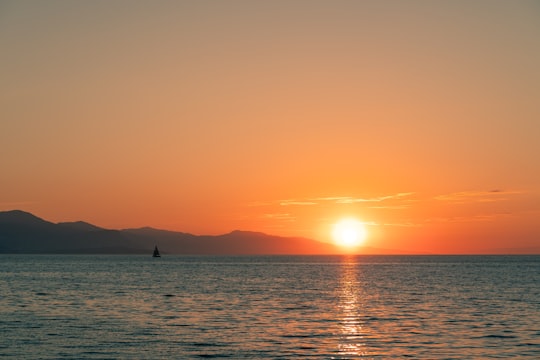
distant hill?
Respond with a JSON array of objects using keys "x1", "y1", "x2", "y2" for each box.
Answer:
[
  {"x1": 3, "y1": 210, "x2": 535, "y2": 255},
  {"x1": 0, "y1": 210, "x2": 337, "y2": 255},
  {"x1": 0, "y1": 210, "x2": 144, "y2": 254},
  {"x1": 57, "y1": 221, "x2": 104, "y2": 232}
]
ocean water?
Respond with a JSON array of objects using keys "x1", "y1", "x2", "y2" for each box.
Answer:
[{"x1": 0, "y1": 255, "x2": 539, "y2": 359}]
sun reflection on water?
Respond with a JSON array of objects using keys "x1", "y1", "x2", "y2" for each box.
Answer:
[{"x1": 337, "y1": 256, "x2": 369, "y2": 357}]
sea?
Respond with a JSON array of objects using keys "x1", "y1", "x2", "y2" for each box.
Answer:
[{"x1": 0, "y1": 255, "x2": 539, "y2": 359}]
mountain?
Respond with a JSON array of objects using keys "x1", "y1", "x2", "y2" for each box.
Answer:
[
  {"x1": 57, "y1": 221, "x2": 104, "y2": 232},
  {"x1": 0, "y1": 210, "x2": 146, "y2": 254},
  {"x1": 7, "y1": 210, "x2": 535, "y2": 255},
  {"x1": 0, "y1": 210, "x2": 53, "y2": 227},
  {"x1": 0, "y1": 210, "x2": 337, "y2": 254}
]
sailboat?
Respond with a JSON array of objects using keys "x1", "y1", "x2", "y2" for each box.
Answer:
[{"x1": 152, "y1": 245, "x2": 161, "y2": 258}]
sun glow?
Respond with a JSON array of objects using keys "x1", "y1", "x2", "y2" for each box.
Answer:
[{"x1": 332, "y1": 218, "x2": 367, "y2": 249}]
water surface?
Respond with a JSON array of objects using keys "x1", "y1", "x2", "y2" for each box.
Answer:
[{"x1": 1, "y1": 255, "x2": 539, "y2": 358}]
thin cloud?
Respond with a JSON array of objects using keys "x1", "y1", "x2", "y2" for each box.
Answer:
[
  {"x1": 365, "y1": 220, "x2": 422, "y2": 227},
  {"x1": 368, "y1": 205, "x2": 412, "y2": 210},
  {"x1": 252, "y1": 192, "x2": 416, "y2": 208},
  {"x1": 381, "y1": 222, "x2": 423, "y2": 227},
  {"x1": 262, "y1": 213, "x2": 296, "y2": 221},
  {"x1": 333, "y1": 192, "x2": 415, "y2": 204},
  {"x1": 279, "y1": 200, "x2": 318, "y2": 206},
  {"x1": 435, "y1": 190, "x2": 523, "y2": 204},
  {"x1": 311, "y1": 196, "x2": 353, "y2": 202},
  {"x1": 424, "y1": 213, "x2": 513, "y2": 223},
  {"x1": 278, "y1": 192, "x2": 415, "y2": 206}
]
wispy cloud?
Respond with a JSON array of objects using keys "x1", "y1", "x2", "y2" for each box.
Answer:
[
  {"x1": 248, "y1": 192, "x2": 416, "y2": 208},
  {"x1": 380, "y1": 221, "x2": 423, "y2": 227},
  {"x1": 424, "y1": 213, "x2": 514, "y2": 223},
  {"x1": 368, "y1": 205, "x2": 412, "y2": 210},
  {"x1": 332, "y1": 192, "x2": 415, "y2": 204},
  {"x1": 262, "y1": 213, "x2": 296, "y2": 221},
  {"x1": 279, "y1": 200, "x2": 318, "y2": 206},
  {"x1": 377, "y1": 213, "x2": 514, "y2": 227},
  {"x1": 434, "y1": 190, "x2": 523, "y2": 204},
  {"x1": 274, "y1": 192, "x2": 415, "y2": 207},
  {"x1": 311, "y1": 196, "x2": 352, "y2": 202}
]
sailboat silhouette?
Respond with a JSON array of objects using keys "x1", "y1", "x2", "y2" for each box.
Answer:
[{"x1": 152, "y1": 245, "x2": 161, "y2": 258}]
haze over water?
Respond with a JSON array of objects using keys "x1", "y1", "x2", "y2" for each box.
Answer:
[{"x1": 1, "y1": 255, "x2": 538, "y2": 358}]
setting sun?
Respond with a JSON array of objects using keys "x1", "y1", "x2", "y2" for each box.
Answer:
[{"x1": 332, "y1": 218, "x2": 367, "y2": 249}]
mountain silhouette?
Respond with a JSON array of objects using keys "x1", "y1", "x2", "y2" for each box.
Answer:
[
  {"x1": 0, "y1": 210, "x2": 142, "y2": 254},
  {"x1": 57, "y1": 221, "x2": 104, "y2": 232},
  {"x1": 6, "y1": 210, "x2": 531, "y2": 255},
  {"x1": 0, "y1": 210, "x2": 337, "y2": 254}
]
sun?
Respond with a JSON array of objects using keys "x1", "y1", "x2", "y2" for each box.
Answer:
[{"x1": 332, "y1": 218, "x2": 368, "y2": 249}]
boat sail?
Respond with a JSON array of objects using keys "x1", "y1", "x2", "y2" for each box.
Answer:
[{"x1": 152, "y1": 245, "x2": 161, "y2": 257}]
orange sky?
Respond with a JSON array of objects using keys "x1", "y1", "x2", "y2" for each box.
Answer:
[{"x1": 1, "y1": 1, "x2": 539, "y2": 253}]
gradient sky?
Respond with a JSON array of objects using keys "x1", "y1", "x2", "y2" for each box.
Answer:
[{"x1": 1, "y1": 0, "x2": 539, "y2": 253}]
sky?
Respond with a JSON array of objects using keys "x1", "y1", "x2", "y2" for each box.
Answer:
[{"x1": 1, "y1": 0, "x2": 539, "y2": 253}]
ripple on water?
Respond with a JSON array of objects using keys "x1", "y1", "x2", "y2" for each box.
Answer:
[{"x1": 0, "y1": 255, "x2": 538, "y2": 358}]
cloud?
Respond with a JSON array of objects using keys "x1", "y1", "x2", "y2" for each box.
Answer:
[
  {"x1": 311, "y1": 196, "x2": 352, "y2": 202},
  {"x1": 367, "y1": 205, "x2": 412, "y2": 210},
  {"x1": 276, "y1": 192, "x2": 415, "y2": 206},
  {"x1": 362, "y1": 220, "x2": 422, "y2": 227},
  {"x1": 424, "y1": 213, "x2": 513, "y2": 223},
  {"x1": 381, "y1": 222, "x2": 423, "y2": 227},
  {"x1": 332, "y1": 192, "x2": 415, "y2": 204},
  {"x1": 262, "y1": 213, "x2": 296, "y2": 221},
  {"x1": 434, "y1": 190, "x2": 523, "y2": 204},
  {"x1": 279, "y1": 200, "x2": 318, "y2": 206}
]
